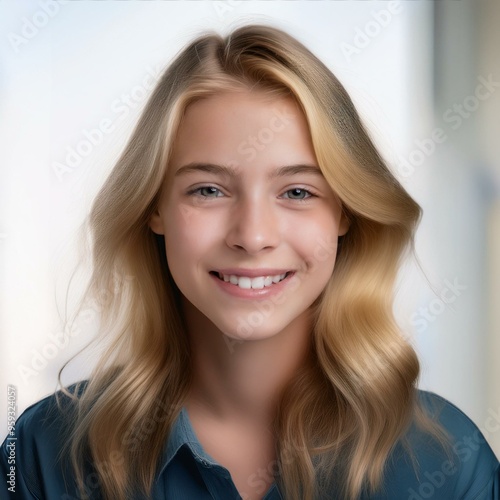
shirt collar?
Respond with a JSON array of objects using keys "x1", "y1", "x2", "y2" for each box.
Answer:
[
  {"x1": 157, "y1": 406, "x2": 282, "y2": 498},
  {"x1": 160, "y1": 407, "x2": 220, "y2": 472}
]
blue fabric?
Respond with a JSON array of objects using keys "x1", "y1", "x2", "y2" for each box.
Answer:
[{"x1": 1, "y1": 387, "x2": 499, "y2": 499}]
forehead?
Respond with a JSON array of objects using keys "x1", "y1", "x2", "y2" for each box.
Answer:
[{"x1": 169, "y1": 90, "x2": 317, "y2": 171}]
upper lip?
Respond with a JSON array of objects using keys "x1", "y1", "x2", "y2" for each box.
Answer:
[{"x1": 213, "y1": 268, "x2": 294, "y2": 277}]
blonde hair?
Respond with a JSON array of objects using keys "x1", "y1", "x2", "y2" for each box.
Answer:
[{"x1": 60, "y1": 24, "x2": 448, "y2": 500}]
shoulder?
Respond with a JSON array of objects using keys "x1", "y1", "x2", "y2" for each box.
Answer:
[
  {"x1": 9, "y1": 381, "x2": 86, "y2": 443},
  {"x1": 416, "y1": 389, "x2": 499, "y2": 467},
  {"x1": 0, "y1": 382, "x2": 88, "y2": 499},
  {"x1": 378, "y1": 389, "x2": 500, "y2": 500},
  {"x1": 417, "y1": 389, "x2": 494, "y2": 434}
]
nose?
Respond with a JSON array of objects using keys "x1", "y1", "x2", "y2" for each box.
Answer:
[{"x1": 225, "y1": 195, "x2": 281, "y2": 254}]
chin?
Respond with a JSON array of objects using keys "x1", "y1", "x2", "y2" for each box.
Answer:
[{"x1": 216, "y1": 316, "x2": 292, "y2": 343}]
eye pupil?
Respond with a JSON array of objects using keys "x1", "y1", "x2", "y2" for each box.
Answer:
[
  {"x1": 290, "y1": 188, "x2": 305, "y2": 199},
  {"x1": 201, "y1": 187, "x2": 218, "y2": 196}
]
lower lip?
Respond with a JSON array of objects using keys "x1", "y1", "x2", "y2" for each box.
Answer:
[{"x1": 210, "y1": 272, "x2": 295, "y2": 299}]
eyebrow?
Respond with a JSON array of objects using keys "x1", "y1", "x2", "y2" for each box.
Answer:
[{"x1": 173, "y1": 162, "x2": 324, "y2": 179}]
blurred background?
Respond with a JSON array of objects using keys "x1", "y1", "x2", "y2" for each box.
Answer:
[{"x1": 0, "y1": 0, "x2": 499, "y2": 458}]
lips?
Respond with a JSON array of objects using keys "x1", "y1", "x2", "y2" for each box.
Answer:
[{"x1": 210, "y1": 271, "x2": 292, "y2": 290}]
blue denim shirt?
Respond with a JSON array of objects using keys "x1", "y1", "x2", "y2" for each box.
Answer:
[
  {"x1": 1, "y1": 387, "x2": 499, "y2": 499},
  {"x1": 161, "y1": 406, "x2": 281, "y2": 499}
]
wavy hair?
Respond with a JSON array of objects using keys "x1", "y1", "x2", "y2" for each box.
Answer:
[{"x1": 60, "y1": 24, "x2": 448, "y2": 500}]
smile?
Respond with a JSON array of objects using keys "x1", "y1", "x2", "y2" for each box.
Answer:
[{"x1": 210, "y1": 271, "x2": 293, "y2": 290}]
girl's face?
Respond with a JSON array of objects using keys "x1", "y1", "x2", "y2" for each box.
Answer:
[{"x1": 150, "y1": 90, "x2": 348, "y2": 342}]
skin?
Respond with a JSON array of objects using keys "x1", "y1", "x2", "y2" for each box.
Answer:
[{"x1": 149, "y1": 90, "x2": 349, "y2": 499}]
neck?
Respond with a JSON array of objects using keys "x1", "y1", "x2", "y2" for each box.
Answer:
[{"x1": 182, "y1": 298, "x2": 313, "y2": 427}]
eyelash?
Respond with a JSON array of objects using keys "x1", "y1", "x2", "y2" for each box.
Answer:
[
  {"x1": 281, "y1": 188, "x2": 315, "y2": 201},
  {"x1": 187, "y1": 186, "x2": 224, "y2": 198},
  {"x1": 186, "y1": 185, "x2": 317, "y2": 201}
]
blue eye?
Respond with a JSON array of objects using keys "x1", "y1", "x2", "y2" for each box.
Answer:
[
  {"x1": 282, "y1": 188, "x2": 313, "y2": 200},
  {"x1": 189, "y1": 186, "x2": 223, "y2": 198}
]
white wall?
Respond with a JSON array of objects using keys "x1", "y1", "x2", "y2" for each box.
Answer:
[
  {"x1": 0, "y1": 0, "x2": 497, "y2": 457},
  {"x1": 477, "y1": 0, "x2": 500, "y2": 457}
]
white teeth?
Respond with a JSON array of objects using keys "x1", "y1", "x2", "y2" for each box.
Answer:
[
  {"x1": 238, "y1": 277, "x2": 252, "y2": 289},
  {"x1": 251, "y1": 277, "x2": 265, "y2": 289},
  {"x1": 218, "y1": 272, "x2": 290, "y2": 289}
]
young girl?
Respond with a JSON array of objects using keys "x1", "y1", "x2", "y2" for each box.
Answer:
[{"x1": 1, "y1": 24, "x2": 499, "y2": 500}]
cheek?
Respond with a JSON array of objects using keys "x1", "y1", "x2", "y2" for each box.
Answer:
[
  {"x1": 293, "y1": 215, "x2": 340, "y2": 272},
  {"x1": 163, "y1": 206, "x2": 223, "y2": 266}
]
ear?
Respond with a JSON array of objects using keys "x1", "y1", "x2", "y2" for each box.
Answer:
[
  {"x1": 148, "y1": 208, "x2": 165, "y2": 235},
  {"x1": 338, "y1": 210, "x2": 350, "y2": 237}
]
